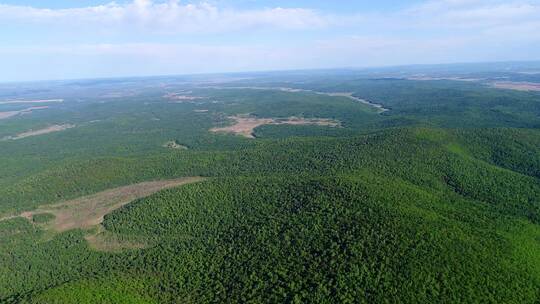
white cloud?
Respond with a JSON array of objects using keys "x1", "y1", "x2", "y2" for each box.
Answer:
[
  {"x1": 0, "y1": 0, "x2": 539, "y2": 81},
  {"x1": 404, "y1": 0, "x2": 540, "y2": 29},
  {"x1": 0, "y1": 0, "x2": 328, "y2": 34},
  {"x1": 1, "y1": 0, "x2": 539, "y2": 38}
]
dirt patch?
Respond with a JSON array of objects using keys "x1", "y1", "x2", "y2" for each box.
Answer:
[
  {"x1": 491, "y1": 81, "x2": 540, "y2": 92},
  {"x1": 44, "y1": 177, "x2": 204, "y2": 232},
  {"x1": 163, "y1": 141, "x2": 188, "y2": 150},
  {"x1": 0, "y1": 111, "x2": 19, "y2": 120},
  {"x1": 194, "y1": 109, "x2": 209, "y2": 113},
  {"x1": 164, "y1": 92, "x2": 204, "y2": 103},
  {"x1": 0, "y1": 177, "x2": 204, "y2": 252},
  {"x1": 1, "y1": 177, "x2": 204, "y2": 233},
  {"x1": 211, "y1": 116, "x2": 274, "y2": 138},
  {"x1": 210, "y1": 115, "x2": 340, "y2": 138},
  {"x1": 0, "y1": 99, "x2": 63, "y2": 105},
  {"x1": 0, "y1": 106, "x2": 49, "y2": 120},
  {"x1": 6, "y1": 124, "x2": 75, "y2": 140}
]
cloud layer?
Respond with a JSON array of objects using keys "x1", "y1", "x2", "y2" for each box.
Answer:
[
  {"x1": 0, "y1": 0, "x2": 328, "y2": 34},
  {"x1": 0, "y1": 0, "x2": 539, "y2": 81}
]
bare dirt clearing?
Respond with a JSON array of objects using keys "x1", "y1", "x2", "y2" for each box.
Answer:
[
  {"x1": 163, "y1": 141, "x2": 188, "y2": 149},
  {"x1": 41, "y1": 177, "x2": 204, "y2": 232},
  {"x1": 0, "y1": 106, "x2": 49, "y2": 120},
  {"x1": 6, "y1": 124, "x2": 75, "y2": 140},
  {"x1": 491, "y1": 81, "x2": 540, "y2": 92},
  {"x1": 164, "y1": 92, "x2": 204, "y2": 103},
  {"x1": 1, "y1": 177, "x2": 204, "y2": 232},
  {"x1": 210, "y1": 115, "x2": 340, "y2": 138},
  {"x1": 0, "y1": 177, "x2": 203, "y2": 251}
]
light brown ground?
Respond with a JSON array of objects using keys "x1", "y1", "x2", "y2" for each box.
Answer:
[
  {"x1": 0, "y1": 99, "x2": 63, "y2": 105},
  {"x1": 164, "y1": 92, "x2": 204, "y2": 102},
  {"x1": 0, "y1": 106, "x2": 49, "y2": 120},
  {"x1": 210, "y1": 115, "x2": 340, "y2": 138},
  {"x1": 8, "y1": 124, "x2": 75, "y2": 140},
  {"x1": 491, "y1": 81, "x2": 540, "y2": 92},
  {"x1": 25, "y1": 177, "x2": 204, "y2": 232},
  {"x1": 163, "y1": 141, "x2": 188, "y2": 149},
  {"x1": 0, "y1": 177, "x2": 203, "y2": 251}
]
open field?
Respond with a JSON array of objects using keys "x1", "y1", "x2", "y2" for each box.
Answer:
[
  {"x1": 0, "y1": 106, "x2": 49, "y2": 120},
  {"x1": 5, "y1": 124, "x2": 75, "y2": 140},
  {"x1": 492, "y1": 81, "x2": 540, "y2": 91},
  {"x1": 210, "y1": 115, "x2": 340, "y2": 138},
  {"x1": 164, "y1": 92, "x2": 204, "y2": 102},
  {"x1": 1, "y1": 177, "x2": 204, "y2": 232}
]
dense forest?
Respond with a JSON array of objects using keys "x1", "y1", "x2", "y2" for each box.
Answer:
[{"x1": 0, "y1": 69, "x2": 539, "y2": 303}]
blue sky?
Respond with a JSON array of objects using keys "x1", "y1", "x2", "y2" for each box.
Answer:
[
  {"x1": 0, "y1": 0, "x2": 539, "y2": 81},
  {"x1": 0, "y1": 1, "x2": 417, "y2": 11}
]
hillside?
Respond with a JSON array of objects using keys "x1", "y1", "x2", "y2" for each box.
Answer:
[{"x1": 0, "y1": 67, "x2": 539, "y2": 303}]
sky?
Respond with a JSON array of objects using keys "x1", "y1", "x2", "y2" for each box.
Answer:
[{"x1": 0, "y1": 0, "x2": 539, "y2": 81}]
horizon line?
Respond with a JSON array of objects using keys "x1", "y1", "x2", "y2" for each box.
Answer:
[{"x1": 2, "y1": 59, "x2": 540, "y2": 85}]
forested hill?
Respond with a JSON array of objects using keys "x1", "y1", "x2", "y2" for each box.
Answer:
[
  {"x1": 0, "y1": 70, "x2": 539, "y2": 303},
  {"x1": 1, "y1": 127, "x2": 539, "y2": 303}
]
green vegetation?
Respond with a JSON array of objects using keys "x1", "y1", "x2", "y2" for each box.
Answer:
[
  {"x1": 0, "y1": 69, "x2": 539, "y2": 303},
  {"x1": 27, "y1": 277, "x2": 158, "y2": 304},
  {"x1": 31, "y1": 213, "x2": 55, "y2": 224}
]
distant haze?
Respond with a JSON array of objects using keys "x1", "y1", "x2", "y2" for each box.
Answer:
[{"x1": 1, "y1": 0, "x2": 539, "y2": 82}]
